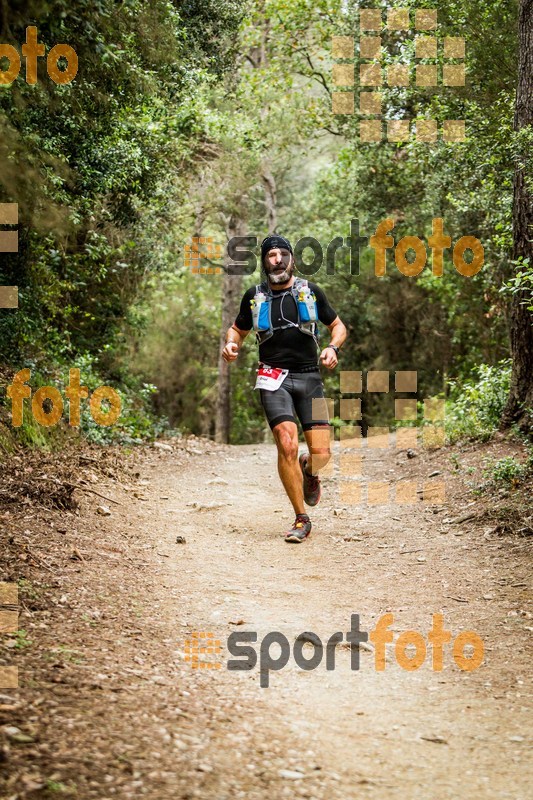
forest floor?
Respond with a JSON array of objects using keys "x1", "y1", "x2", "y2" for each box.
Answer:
[{"x1": 0, "y1": 432, "x2": 531, "y2": 800}]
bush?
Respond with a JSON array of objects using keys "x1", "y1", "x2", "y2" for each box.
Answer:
[
  {"x1": 445, "y1": 360, "x2": 512, "y2": 443},
  {"x1": 0, "y1": 353, "x2": 170, "y2": 451},
  {"x1": 484, "y1": 454, "x2": 532, "y2": 485}
]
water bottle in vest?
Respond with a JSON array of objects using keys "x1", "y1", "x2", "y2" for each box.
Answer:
[
  {"x1": 297, "y1": 285, "x2": 318, "y2": 323},
  {"x1": 251, "y1": 290, "x2": 270, "y2": 331}
]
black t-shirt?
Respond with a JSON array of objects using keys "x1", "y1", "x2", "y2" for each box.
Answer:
[{"x1": 234, "y1": 280, "x2": 337, "y2": 370}]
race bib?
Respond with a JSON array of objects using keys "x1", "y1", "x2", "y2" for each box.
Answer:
[{"x1": 254, "y1": 365, "x2": 289, "y2": 391}]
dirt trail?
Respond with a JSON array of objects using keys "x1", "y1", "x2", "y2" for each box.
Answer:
[{"x1": 2, "y1": 438, "x2": 532, "y2": 799}]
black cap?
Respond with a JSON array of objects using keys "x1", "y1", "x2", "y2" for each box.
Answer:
[{"x1": 261, "y1": 235, "x2": 293, "y2": 263}]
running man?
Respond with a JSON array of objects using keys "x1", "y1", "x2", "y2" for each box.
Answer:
[{"x1": 222, "y1": 235, "x2": 347, "y2": 543}]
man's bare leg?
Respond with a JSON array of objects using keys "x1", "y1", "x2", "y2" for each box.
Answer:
[
  {"x1": 303, "y1": 425, "x2": 332, "y2": 474},
  {"x1": 272, "y1": 420, "x2": 305, "y2": 515}
]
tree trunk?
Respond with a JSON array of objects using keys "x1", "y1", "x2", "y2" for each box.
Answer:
[
  {"x1": 501, "y1": 0, "x2": 533, "y2": 434},
  {"x1": 215, "y1": 213, "x2": 246, "y2": 443},
  {"x1": 215, "y1": 17, "x2": 276, "y2": 444},
  {"x1": 261, "y1": 167, "x2": 277, "y2": 233}
]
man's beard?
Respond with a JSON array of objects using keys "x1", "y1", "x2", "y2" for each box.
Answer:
[{"x1": 264, "y1": 260, "x2": 294, "y2": 285}]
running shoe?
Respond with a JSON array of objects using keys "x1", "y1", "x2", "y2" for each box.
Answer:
[
  {"x1": 299, "y1": 454, "x2": 321, "y2": 506},
  {"x1": 285, "y1": 514, "x2": 312, "y2": 543}
]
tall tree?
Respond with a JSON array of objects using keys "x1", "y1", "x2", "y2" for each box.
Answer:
[
  {"x1": 213, "y1": 4, "x2": 307, "y2": 442},
  {"x1": 215, "y1": 213, "x2": 247, "y2": 443},
  {"x1": 501, "y1": 0, "x2": 533, "y2": 433}
]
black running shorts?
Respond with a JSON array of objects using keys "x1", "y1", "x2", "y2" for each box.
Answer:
[{"x1": 259, "y1": 369, "x2": 330, "y2": 431}]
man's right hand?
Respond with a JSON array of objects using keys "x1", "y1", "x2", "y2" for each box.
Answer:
[{"x1": 222, "y1": 342, "x2": 240, "y2": 362}]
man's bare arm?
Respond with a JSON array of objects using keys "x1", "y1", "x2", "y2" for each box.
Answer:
[
  {"x1": 222, "y1": 324, "x2": 251, "y2": 363},
  {"x1": 327, "y1": 316, "x2": 347, "y2": 349},
  {"x1": 319, "y1": 316, "x2": 348, "y2": 370}
]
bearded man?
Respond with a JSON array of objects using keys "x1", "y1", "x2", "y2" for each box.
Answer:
[{"x1": 222, "y1": 235, "x2": 347, "y2": 543}]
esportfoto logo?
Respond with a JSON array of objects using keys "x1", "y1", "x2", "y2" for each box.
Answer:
[{"x1": 184, "y1": 613, "x2": 484, "y2": 687}]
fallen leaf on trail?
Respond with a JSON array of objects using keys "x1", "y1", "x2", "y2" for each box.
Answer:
[
  {"x1": 19, "y1": 774, "x2": 45, "y2": 791},
  {"x1": 451, "y1": 512, "x2": 477, "y2": 524},
  {"x1": 96, "y1": 505, "x2": 111, "y2": 516},
  {"x1": 278, "y1": 769, "x2": 305, "y2": 780},
  {"x1": 189, "y1": 501, "x2": 228, "y2": 510},
  {"x1": 3, "y1": 726, "x2": 35, "y2": 743},
  {"x1": 228, "y1": 619, "x2": 245, "y2": 625}
]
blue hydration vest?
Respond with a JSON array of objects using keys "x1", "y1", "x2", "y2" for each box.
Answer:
[{"x1": 250, "y1": 277, "x2": 319, "y2": 345}]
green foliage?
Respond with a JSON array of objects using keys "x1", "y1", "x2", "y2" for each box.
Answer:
[
  {"x1": 231, "y1": 351, "x2": 268, "y2": 444},
  {"x1": 0, "y1": 0, "x2": 525, "y2": 446},
  {"x1": 0, "y1": 0, "x2": 243, "y2": 445},
  {"x1": 446, "y1": 360, "x2": 512, "y2": 442},
  {"x1": 0, "y1": 355, "x2": 170, "y2": 449},
  {"x1": 130, "y1": 270, "x2": 222, "y2": 436},
  {"x1": 17, "y1": 578, "x2": 43, "y2": 602},
  {"x1": 484, "y1": 454, "x2": 533, "y2": 485},
  {"x1": 500, "y1": 257, "x2": 533, "y2": 312},
  {"x1": 279, "y1": 0, "x2": 517, "y2": 402},
  {"x1": 44, "y1": 779, "x2": 77, "y2": 795},
  {"x1": 48, "y1": 645, "x2": 84, "y2": 664},
  {"x1": 12, "y1": 629, "x2": 32, "y2": 650}
]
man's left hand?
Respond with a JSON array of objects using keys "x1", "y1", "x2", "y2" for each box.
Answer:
[{"x1": 320, "y1": 347, "x2": 338, "y2": 369}]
